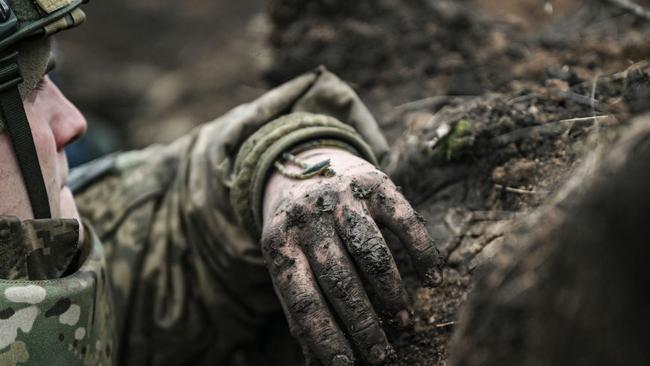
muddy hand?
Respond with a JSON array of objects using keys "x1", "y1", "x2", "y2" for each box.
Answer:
[{"x1": 262, "y1": 148, "x2": 443, "y2": 366}]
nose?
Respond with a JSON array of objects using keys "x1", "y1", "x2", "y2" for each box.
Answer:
[{"x1": 46, "y1": 77, "x2": 88, "y2": 151}]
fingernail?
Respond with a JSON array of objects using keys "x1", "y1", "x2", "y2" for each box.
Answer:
[
  {"x1": 332, "y1": 354, "x2": 354, "y2": 366},
  {"x1": 369, "y1": 344, "x2": 387, "y2": 364},
  {"x1": 423, "y1": 268, "x2": 443, "y2": 287},
  {"x1": 396, "y1": 309, "x2": 412, "y2": 328}
]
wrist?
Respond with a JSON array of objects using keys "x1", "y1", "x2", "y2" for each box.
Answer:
[
  {"x1": 263, "y1": 147, "x2": 369, "y2": 224},
  {"x1": 231, "y1": 113, "x2": 378, "y2": 238}
]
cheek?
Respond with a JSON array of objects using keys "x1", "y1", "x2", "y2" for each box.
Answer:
[
  {"x1": 0, "y1": 135, "x2": 32, "y2": 218},
  {"x1": 30, "y1": 123, "x2": 57, "y2": 168},
  {"x1": 25, "y1": 111, "x2": 62, "y2": 217}
]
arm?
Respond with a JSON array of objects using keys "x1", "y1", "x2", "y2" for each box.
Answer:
[{"x1": 74, "y1": 67, "x2": 440, "y2": 365}]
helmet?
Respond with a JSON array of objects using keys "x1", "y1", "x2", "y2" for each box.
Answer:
[{"x1": 0, "y1": 0, "x2": 87, "y2": 219}]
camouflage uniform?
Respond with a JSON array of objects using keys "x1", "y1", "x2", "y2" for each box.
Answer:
[
  {"x1": 0, "y1": 221, "x2": 115, "y2": 365},
  {"x1": 1, "y1": 66, "x2": 389, "y2": 364}
]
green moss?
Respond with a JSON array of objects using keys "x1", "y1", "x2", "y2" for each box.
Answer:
[{"x1": 436, "y1": 119, "x2": 472, "y2": 160}]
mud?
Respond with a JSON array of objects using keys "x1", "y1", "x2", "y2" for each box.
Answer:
[
  {"x1": 263, "y1": 226, "x2": 353, "y2": 366},
  {"x1": 264, "y1": 0, "x2": 650, "y2": 364},
  {"x1": 450, "y1": 116, "x2": 650, "y2": 365},
  {"x1": 315, "y1": 191, "x2": 338, "y2": 213},
  {"x1": 350, "y1": 180, "x2": 375, "y2": 200},
  {"x1": 262, "y1": 173, "x2": 449, "y2": 365},
  {"x1": 265, "y1": 187, "x2": 403, "y2": 365},
  {"x1": 283, "y1": 203, "x2": 310, "y2": 230},
  {"x1": 339, "y1": 209, "x2": 407, "y2": 316}
]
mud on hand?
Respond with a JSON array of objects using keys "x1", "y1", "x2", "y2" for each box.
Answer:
[{"x1": 261, "y1": 147, "x2": 444, "y2": 366}]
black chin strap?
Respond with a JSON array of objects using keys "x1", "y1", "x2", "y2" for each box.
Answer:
[{"x1": 0, "y1": 51, "x2": 51, "y2": 219}]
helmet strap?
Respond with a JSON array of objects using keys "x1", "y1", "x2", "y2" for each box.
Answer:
[{"x1": 0, "y1": 51, "x2": 51, "y2": 219}]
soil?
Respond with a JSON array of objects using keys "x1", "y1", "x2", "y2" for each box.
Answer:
[
  {"x1": 268, "y1": 0, "x2": 650, "y2": 139},
  {"x1": 55, "y1": 0, "x2": 650, "y2": 365},
  {"x1": 266, "y1": 1, "x2": 650, "y2": 364},
  {"x1": 449, "y1": 116, "x2": 650, "y2": 366}
]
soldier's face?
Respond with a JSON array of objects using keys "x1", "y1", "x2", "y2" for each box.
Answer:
[{"x1": 0, "y1": 75, "x2": 87, "y2": 231}]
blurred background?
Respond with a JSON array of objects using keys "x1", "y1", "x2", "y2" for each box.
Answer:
[
  {"x1": 55, "y1": 0, "x2": 649, "y2": 165},
  {"x1": 55, "y1": 0, "x2": 269, "y2": 165}
]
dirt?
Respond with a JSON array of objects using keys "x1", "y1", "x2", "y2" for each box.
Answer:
[
  {"x1": 450, "y1": 116, "x2": 650, "y2": 365},
  {"x1": 55, "y1": 0, "x2": 650, "y2": 365},
  {"x1": 350, "y1": 180, "x2": 374, "y2": 200},
  {"x1": 265, "y1": 0, "x2": 650, "y2": 364},
  {"x1": 383, "y1": 68, "x2": 648, "y2": 365},
  {"x1": 268, "y1": 0, "x2": 650, "y2": 142}
]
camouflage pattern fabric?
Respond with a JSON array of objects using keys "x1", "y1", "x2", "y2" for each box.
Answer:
[
  {"x1": 0, "y1": 224, "x2": 116, "y2": 365},
  {"x1": 0, "y1": 68, "x2": 388, "y2": 364},
  {"x1": 0, "y1": 217, "x2": 80, "y2": 281}
]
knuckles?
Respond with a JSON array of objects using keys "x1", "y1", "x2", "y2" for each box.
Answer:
[
  {"x1": 287, "y1": 291, "x2": 320, "y2": 316},
  {"x1": 266, "y1": 167, "x2": 396, "y2": 229}
]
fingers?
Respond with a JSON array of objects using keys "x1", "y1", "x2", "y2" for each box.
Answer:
[
  {"x1": 300, "y1": 340, "x2": 324, "y2": 366},
  {"x1": 262, "y1": 229, "x2": 355, "y2": 366},
  {"x1": 334, "y1": 204, "x2": 412, "y2": 328},
  {"x1": 285, "y1": 311, "x2": 323, "y2": 366},
  {"x1": 300, "y1": 218, "x2": 394, "y2": 364},
  {"x1": 280, "y1": 300, "x2": 323, "y2": 366},
  {"x1": 369, "y1": 186, "x2": 444, "y2": 288}
]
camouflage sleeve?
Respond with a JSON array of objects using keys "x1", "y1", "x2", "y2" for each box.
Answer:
[{"x1": 72, "y1": 67, "x2": 389, "y2": 365}]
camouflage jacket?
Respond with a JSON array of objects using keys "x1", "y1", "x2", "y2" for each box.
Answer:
[
  {"x1": 0, "y1": 222, "x2": 115, "y2": 365},
  {"x1": 0, "y1": 69, "x2": 389, "y2": 365}
]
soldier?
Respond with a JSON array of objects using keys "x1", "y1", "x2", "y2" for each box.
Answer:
[{"x1": 0, "y1": 0, "x2": 443, "y2": 365}]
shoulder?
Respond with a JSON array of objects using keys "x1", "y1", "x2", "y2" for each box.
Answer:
[{"x1": 71, "y1": 147, "x2": 180, "y2": 238}]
